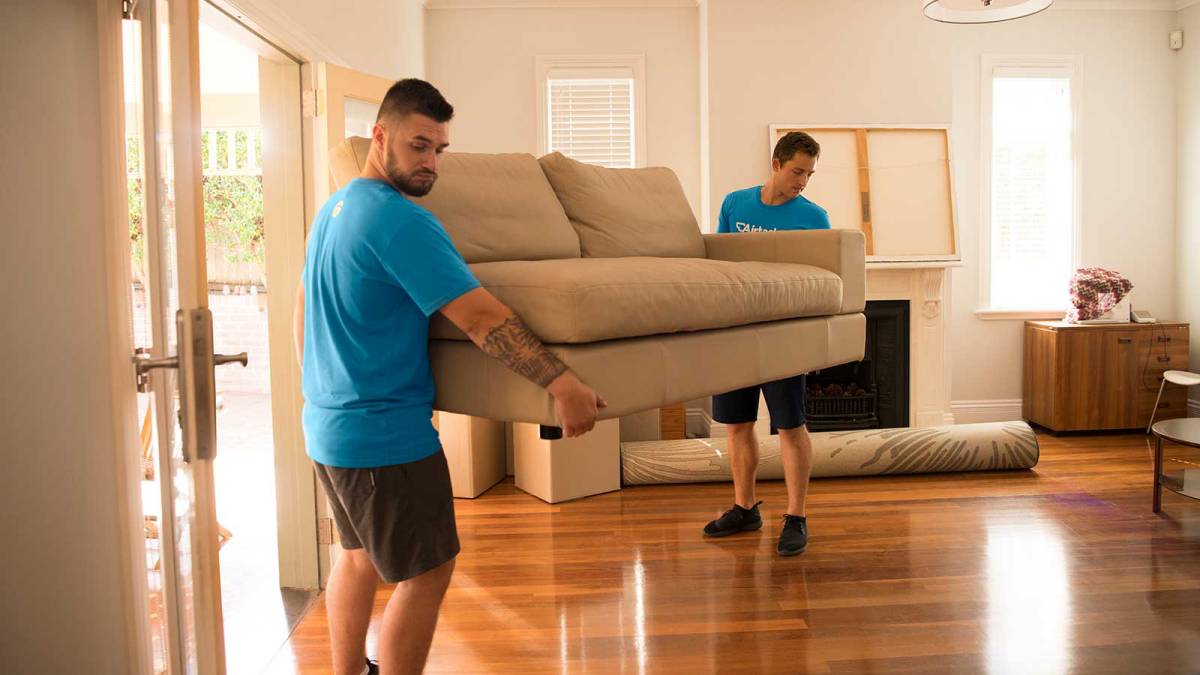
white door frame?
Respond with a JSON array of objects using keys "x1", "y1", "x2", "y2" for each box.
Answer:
[
  {"x1": 98, "y1": 0, "x2": 155, "y2": 671},
  {"x1": 199, "y1": 0, "x2": 320, "y2": 590},
  {"x1": 100, "y1": 8, "x2": 323, "y2": 673}
]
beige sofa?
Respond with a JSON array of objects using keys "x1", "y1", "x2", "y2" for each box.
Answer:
[{"x1": 329, "y1": 138, "x2": 866, "y2": 500}]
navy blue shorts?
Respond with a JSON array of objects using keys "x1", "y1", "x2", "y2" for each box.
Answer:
[{"x1": 712, "y1": 373, "x2": 808, "y2": 430}]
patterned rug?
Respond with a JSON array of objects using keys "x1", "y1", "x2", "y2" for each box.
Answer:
[{"x1": 621, "y1": 421, "x2": 1039, "y2": 485}]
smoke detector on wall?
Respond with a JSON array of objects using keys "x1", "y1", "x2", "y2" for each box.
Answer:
[{"x1": 923, "y1": 0, "x2": 1053, "y2": 24}]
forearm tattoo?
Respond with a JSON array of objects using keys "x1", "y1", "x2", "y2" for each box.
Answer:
[{"x1": 480, "y1": 315, "x2": 569, "y2": 388}]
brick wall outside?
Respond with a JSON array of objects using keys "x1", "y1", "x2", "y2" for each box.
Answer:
[{"x1": 132, "y1": 285, "x2": 272, "y2": 394}]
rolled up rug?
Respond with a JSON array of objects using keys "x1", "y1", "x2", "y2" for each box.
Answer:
[{"x1": 621, "y1": 421, "x2": 1039, "y2": 485}]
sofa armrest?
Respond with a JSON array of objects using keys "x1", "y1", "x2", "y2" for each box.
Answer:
[{"x1": 703, "y1": 229, "x2": 866, "y2": 314}]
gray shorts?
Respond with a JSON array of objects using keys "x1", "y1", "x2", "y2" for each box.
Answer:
[{"x1": 313, "y1": 450, "x2": 460, "y2": 583}]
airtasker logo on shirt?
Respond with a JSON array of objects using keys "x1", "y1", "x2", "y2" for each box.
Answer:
[
  {"x1": 332, "y1": 200, "x2": 344, "y2": 218},
  {"x1": 735, "y1": 221, "x2": 766, "y2": 233}
]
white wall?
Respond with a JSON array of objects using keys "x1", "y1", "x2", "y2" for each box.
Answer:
[
  {"x1": 705, "y1": 0, "x2": 954, "y2": 223},
  {"x1": 947, "y1": 8, "x2": 1179, "y2": 404},
  {"x1": 1178, "y1": 3, "x2": 1200, "y2": 413},
  {"x1": 425, "y1": 6, "x2": 701, "y2": 215},
  {"x1": 426, "y1": 1, "x2": 1183, "y2": 411},
  {"x1": 229, "y1": 0, "x2": 425, "y2": 78},
  {"x1": 0, "y1": 2, "x2": 139, "y2": 673},
  {"x1": 703, "y1": 1, "x2": 1180, "y2": 409}
]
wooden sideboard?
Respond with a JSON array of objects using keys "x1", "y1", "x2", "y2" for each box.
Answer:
[{"x1": 1023, "y1": 321, "x2": 1190, "y2": 432}]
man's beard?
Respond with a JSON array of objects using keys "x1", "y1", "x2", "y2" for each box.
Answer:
[{"x1": 383, "y1": 147, "x2": 437, "y2": 197}]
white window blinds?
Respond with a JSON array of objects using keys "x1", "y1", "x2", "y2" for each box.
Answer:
[
  {"x1": 547, "y1": 73, "x2": 635, "y2": 169},
  {"x1": 988, "y1": 69, "x2": 1076, "y2": 310}
]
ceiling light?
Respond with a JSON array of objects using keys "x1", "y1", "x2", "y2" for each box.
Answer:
[{"x1": 923, "y1": 0, "x2": 1053, "y2": 24}]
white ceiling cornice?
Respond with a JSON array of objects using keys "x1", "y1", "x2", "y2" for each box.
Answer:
[
  {"x1": 424, "y1": 0, "x2": 698, "y2": 9},
  {"x1": 1053, "y1": 0, "x2": 1182, "y2": 10},
  {"x1": 421, "y1": 0, "x2": 1194, "y2": 12}
]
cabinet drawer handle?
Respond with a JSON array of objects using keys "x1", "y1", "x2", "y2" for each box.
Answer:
[
  {"x1": 1158, "y1": 356, "x2": 1171, "y2": 363},
  {"x1": 1117, "y1": 337, "x2": 1133, "y2": 344},
  {"x1": 1157, "y1": 336, "x2": 1172, "y2": 343}
]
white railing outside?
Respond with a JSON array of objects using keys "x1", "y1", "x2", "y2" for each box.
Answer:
[{"x1": 202, "y1": 126, "x2": 263, "y2": 176}]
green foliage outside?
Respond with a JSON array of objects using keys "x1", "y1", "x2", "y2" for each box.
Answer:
[
  {"x1": 202, "y1": 174, "x2": 265, "y2": 266},
  {"x1": 126, "y1": 132, "x2": 265, "y2": 280}
]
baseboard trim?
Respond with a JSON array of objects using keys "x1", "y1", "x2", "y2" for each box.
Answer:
[
  {"x1": 685, "y1": 407, "x2": 713, "y2": 438},
  {"x1": 950, "y1": 399, "x2": 1024, "y2": 425}
]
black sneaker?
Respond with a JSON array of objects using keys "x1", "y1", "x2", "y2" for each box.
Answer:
[
  {"x1": 777, "y1": 515, "x2": 808, "y2": 556},
  {"x1": 366, "y1": 658, "x2": 379, "y2": 675},
  {"x1": 703, "y1": 501, "x2": 763, "y2": 537}
]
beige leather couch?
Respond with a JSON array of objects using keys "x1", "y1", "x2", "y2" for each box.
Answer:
[{"x1": 329, "y1": 138, "x2": 866, "y2": 500}]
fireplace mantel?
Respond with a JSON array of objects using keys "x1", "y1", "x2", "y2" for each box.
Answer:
[{"x1": 865, "y1": 264, "x2": 954, "y2": 427}]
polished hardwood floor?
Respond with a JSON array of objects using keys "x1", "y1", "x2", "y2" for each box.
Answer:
[{"x1": 268, "y1": 432, "x2": 1200, "y2": 674}]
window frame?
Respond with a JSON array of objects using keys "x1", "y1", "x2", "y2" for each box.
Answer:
[
  {"x1": 535, "y1": 54, "x2": 647, "y2": 168},
  {"x1": 977, "y1": 54, "x2": 1083, "y2": 320}
]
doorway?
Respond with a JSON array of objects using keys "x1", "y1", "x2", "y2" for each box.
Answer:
[{"x1": 121, "y1": 2, "x2": 316, "y2": 671}]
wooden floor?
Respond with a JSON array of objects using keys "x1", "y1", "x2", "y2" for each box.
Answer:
[{"x1": 268, "y1": 432, "x2": 1200, "y2": 674}]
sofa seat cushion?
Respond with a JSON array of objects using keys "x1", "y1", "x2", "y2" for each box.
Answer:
[{"x1": 430, "y1": 257, "x2": 844, "y2": 344}]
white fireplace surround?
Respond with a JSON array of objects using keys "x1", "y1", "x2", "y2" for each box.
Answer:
[{"x1": 700, "y1": 262, "x2": 956, "y2": 436}]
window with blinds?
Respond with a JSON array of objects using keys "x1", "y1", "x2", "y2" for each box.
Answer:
[
  {"x1": 546, "y1": 74, "x2": 636, "y2": 169},
  {"x1": 987, "y1": 67, "x2": 1077, "y2": 310}
]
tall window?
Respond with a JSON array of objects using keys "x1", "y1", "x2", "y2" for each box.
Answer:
[
  {"x1": 983, "y1": 61, "x2": 1078, "y2": 312},
  {"x1": 537, "y1": 56, "x2": 645, "y2": 169}
]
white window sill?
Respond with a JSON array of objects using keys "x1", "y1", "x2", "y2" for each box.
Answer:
[{"x1": 975, "y1": 309, "x2": 1065, "y2": 321}]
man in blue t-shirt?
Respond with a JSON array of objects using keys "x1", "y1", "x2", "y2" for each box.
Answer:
[
  {"x1": 294, "y1": 79, "x2": 605, "y2": 675},
  {"x1": 704, "y1": 131, "x2": 830, "y2": 557}
]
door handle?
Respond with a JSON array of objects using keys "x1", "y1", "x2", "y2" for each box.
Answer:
[
  {"x1": 215, "y1": 352, "x2": 249, "y2": 368},
  {"x1": 133, "y1": 352, "x2": 180, "y2": 393},
  {"x1": 133, "y1": 353, "x2": 246, "y2": 387},
  {"x1": 132, "y1": 310, "x2": 250, "y2": 462}
]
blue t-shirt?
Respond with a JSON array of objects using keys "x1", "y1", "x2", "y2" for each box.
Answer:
[
  {"x1": 716, "y1": 186, "x2": 831, "y2": 233},
  {"x1": 301, "y1": 178, "x2": 480, "y2": 468}
]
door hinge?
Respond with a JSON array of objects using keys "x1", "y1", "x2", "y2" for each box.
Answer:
[
  {"x1": 302, "y1": 90, "x2": 321, "y2": 118},
  {"x1": 317, "y1": 517, "x2": 334, "y2": 545},
  {"x1": 122, "y1": 0, "x2": 138, "y2": 19}
]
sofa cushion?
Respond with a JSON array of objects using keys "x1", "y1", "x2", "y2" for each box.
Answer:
[
  {"x1": 332, "y1": 138, "x2": 581, "y2": 263},
  {"x1": 430, "y1": 257, "x2": 843, "y2": 344},
  {"x1": 538, "y1": 152, "x2": 705, "y2": 259},
  {"x1": 430, "y1": 313, "x2": 866, "y2": 425}
]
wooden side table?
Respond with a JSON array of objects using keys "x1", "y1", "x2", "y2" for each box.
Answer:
[
  {"x1": 1023, "y1": 321, "x2": 1190, "y2": 431},
  {"x1": 1151, "y1": 418, "x2": 1200, "y2": 513}
]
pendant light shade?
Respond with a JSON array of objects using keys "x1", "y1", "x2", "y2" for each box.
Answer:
[{"x1": 923, "y1": 0, "x2": 1053, "y2": 24}]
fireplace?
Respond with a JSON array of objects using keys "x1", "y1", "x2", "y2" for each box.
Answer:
[
  {"x1": 698, "y1": 265, "x2": 948, "y2": 438},
  {"x1": 804, "y1": 300, "x2": 910, "y2": 432}
]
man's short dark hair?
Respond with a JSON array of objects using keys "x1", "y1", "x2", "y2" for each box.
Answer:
[
  {"x1": 773, "y1": 131, "x2": 820, "y2": 165},
  {"x1": 376, "y1": 79, "x2": 454, "y2": 124}
]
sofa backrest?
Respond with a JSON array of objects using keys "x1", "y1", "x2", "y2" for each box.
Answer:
[
  {"x1": 330, "y1": 137, "x2": 581, "y2": 263},
  {"x1": 538, "y1": 152, "x2": 705, "y2": 259}
]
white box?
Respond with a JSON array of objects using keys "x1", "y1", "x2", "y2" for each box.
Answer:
[{"x1": 1076, "y1": 292, "x2": 1132, "y2": 324}]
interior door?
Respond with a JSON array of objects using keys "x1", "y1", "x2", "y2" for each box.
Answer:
[
  {"x1": 129, "y1": 0, "x2": 246, "y2": 672},
  {"x1": 309, "y1": 62, "x2": 395, "y2": 583},
  {"x1": 311, "y1": 62, "x2": 395, "y2": 202}
]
